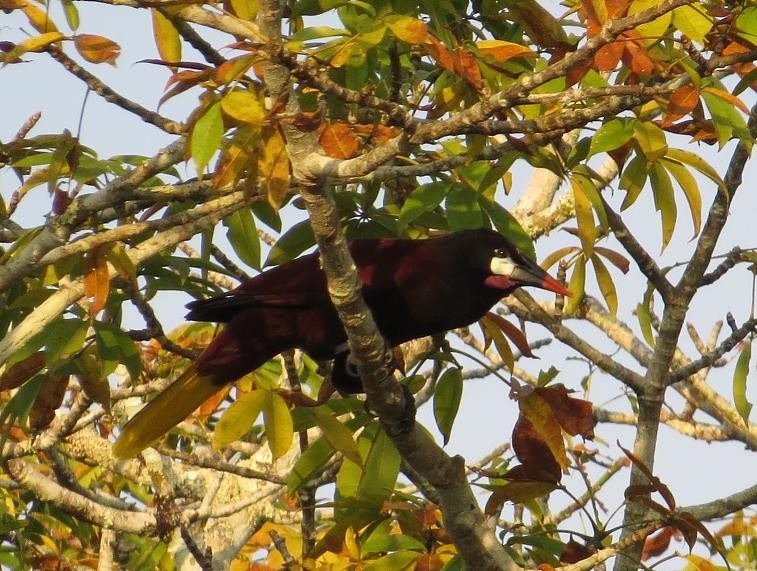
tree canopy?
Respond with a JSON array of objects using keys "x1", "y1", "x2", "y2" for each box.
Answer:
[{"x1": 0, "y1": 0, "x2": 755, "y2": 570}]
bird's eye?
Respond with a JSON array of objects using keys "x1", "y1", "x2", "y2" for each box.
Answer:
[{"x1": 494, "y1": 248, "x2": 508, "y2": 258}]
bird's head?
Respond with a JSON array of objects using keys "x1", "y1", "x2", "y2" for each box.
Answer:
[{"x1": 455, "y1": 229, "x2": 571, "y2": 297}]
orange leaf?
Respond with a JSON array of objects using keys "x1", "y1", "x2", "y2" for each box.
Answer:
[
  {"x1": 452, "y1": 47, "x2": 482, "y2": 90},
  {"x1": 594, "y1": 41, "x2": 624, "y2": 71},
  {"x1": 424, "y1": 35, "x2": 455, "y2": 75},
  {"x1": 319, "y1": 123, "x2": 359, "y2": 159},
  {"x1": 622, "y1": 36, "x2": 654, "y2": 75},
  {"x1": 84, "y1": 246, "x2": 110, "y2": 318},
  {"x1": 663, "y1": 84, "x2": 700, "y2": 126},
  {"x1": 74, "y1": 34, "x2": 121, "y2": 65},
  {"x1": 198, "y1": 385, "x2": 231, "y2": 420}
]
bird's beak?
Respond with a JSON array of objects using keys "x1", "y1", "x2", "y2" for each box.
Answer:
[
  {"x1": 512, "y1": 258, "x2": 572, "y2": 296},
  {"x1": 487, "y1": 257, "x2": 572, "y2": 297}
]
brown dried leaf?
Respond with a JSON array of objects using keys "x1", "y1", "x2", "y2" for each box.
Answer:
[
  {"x1": 595, "y1": 41, "x2": 624, "y2": 71},
  {"x1": 451, "y1": 47, "x2": 482, "y2": 90},
  {"x1": 0, "y1": 352, "x2": 46, "y2": 391},
  {"x1": 619, "y1": 443, "x2": 676, "y2": 509},
  {"x1": 642, "y1": 526, "x2": 674, "y2": 560},
  {"x1": 512, "y1": 416, "x2": 562, "y2": 481},
  {"x1": 30, "y1": 374, "x2": 69, "y2": 431}
]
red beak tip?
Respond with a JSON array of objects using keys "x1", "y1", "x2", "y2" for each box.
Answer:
[{"x1": 541, "y1": 276, "x2": 572, "y2": 297}]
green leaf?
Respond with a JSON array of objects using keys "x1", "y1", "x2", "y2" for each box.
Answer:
[
  {"x1": 43, "y1": 319, "x2": 88, "y2": 365},
  {"x1": 362, "y1": 533, "x2": 426, "y2": 556},
  {"x1": 358, "y1": 422, "x2": 400, "y2": 503},
  {"x1": 191, "y1": 100, "x2": 224, "y2": 176},
  {"x1": 364, "y1": 551, "x2": 420, "y2": 571},
  {"x1": 619, "y1": 154, "x2": 648, "y2": 210},
  {"x1": 94, "y1": 322, "x2": 141, "y2": 380},
  {"x1": 701, "y1": 89, "x2": 751, "y2": 150},
  {"x1": 61, "y1": 0, "x2": 80, "y2": 30},
  {"x1": 446, "y1": 186, "x2": 483, "y2": 230},
  {"x1": 589, "y1": 118, "x2": 634, "y2": 156},
  {"x1": 733, "y1": 342, "x2": 753, "y2": 424},
  {"x1": 649, "y1": 162, "x2": 677, "y2": 251},
  {"x1": 480, "y1": 199, "x2": 536, "y2": 261},
  {"x1": 565, "y1": 256, "x2": 586, "y2": 314},
  {"x1": 288, "y1": 436, "x2": 335, "y2": 492},
  {"x1": 307, "y1": 406, "x2": 362, "y2": 465},
  {"x1": 224, "y1": 208, "x2": 261, "y2": 270},
  {"x1": 636, "y1": 301, "x2": 655, "y2": 347},
  {"x1": 264, "y1": 220, "x2": 315, "y2": 266},
  {"x1": 633, "y1": 121, "x2": 668, "y2": 161},
  {"x1": 591, "y1": 254, "x2": 618, "y2": 316},
  {"x1": 398, "y1": 182, "x2": 450, "y2": 227},
  {"x1": 263, "y1": 391, "x2": 293, "y2": 460},
  {"x1": 570, "y1": 176, "x2": 596, "y2": 258},
  {"x1": 433, "y1": 367, "x2": 463, "y2": 445},
  {"x1": 664, "y1": 148, "x2": 727, "y2": 195},
  {"x1": 212, "y1": 389, "x2": 266, "y2": 449},
  {"x1": 660, "y1": 157, "x2": 701, "y2": 238}
]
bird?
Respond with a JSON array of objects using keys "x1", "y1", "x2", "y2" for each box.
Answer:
[{"x1": 112, "y1": 228, "x2": 570, "y2": 457}]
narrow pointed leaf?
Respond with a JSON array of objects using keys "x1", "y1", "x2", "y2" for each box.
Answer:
[
  {"x1": 649, "y1": 163, "x2": 677, "y2": 251},
  {"x1": 660, "y1": 157, "x2": 701, "y2": 238},
  {"x1": 619, "y1": 154, "x2": 648, "y2": 209},
  {"x1": 224, "y1": 208, "x2": 261, "y2": 270},
  {"x1": 591, "y1": 254, "x2": 618, "y2": 316},
  {"x1": 571, "y1": 176, "x2": 596, "y2": 257},
  {"x1": 733, "y1": 342, "x2": 753, "y2": 424}
]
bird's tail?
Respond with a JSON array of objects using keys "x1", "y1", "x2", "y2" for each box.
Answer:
[{"x1": 112, "y1": 364, "x2": 221, "y2": 458}]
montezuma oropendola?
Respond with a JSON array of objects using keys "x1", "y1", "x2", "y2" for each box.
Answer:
[{"x1": 113, "y1": 228, "x2": 570, "y2": 457}]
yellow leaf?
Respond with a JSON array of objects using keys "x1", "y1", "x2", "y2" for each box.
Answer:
[
  {"x1": 629, "y1": 0, "x2": 672, "y2": 43},
  {"x1": 17, "y1": 31, "x2": 64, "y2": 53},
  {"x1": 672, "y1": 4, "x2": 714, "y2": 44},
  {"x1": 480, "y1": 316, "x2": 514, "y2": 370},
  {"x1": 151, "y1": 9, "x2": 181, "y2": 65},
  {"x1": 571, "y1": 177, "x2": 596, "y2": 258},
  {"x1": 520, "y1": 394, "x2": 568, "y2": 470},
  {"x1": 229, "y1": 0, "x2": 258, "y2": 20},
  {"x1": 258, "y1": 126, "x2": 291, "y2": 210},
  {"x1": 591, "y1": 254, "x2": 618, "y2": 316},
  {"x1": 221, "y1": 89, "x2": 267, "y2": 125},
  {"x1": 684, "y1": 554, "x2": 717, "y2": 571},
  {"x1": 263, "y1": 391, "x2": 293, "y2": 460},
  {"x1": 476, "y1": 39, "x2": 534, "y2": 62},
  {"x1": 212, "y1": 389, "x2": 266, "y2": 449},
  {"x1": 22, "y1": 2, "x2": 58, "y2": 33},
  {"x1": 385, "y1": 15, "x2": 428, "y2": 43}
]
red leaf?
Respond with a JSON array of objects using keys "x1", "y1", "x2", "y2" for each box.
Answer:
[
  {"x1": 534, "y1": 384, "x2": 595, "y2": 438},
  {"x1": 642, "y1": 526, "x2": 674, "y2": 560},
  {"x1": 485, "y1": 312, "x2": 534, "y2": 357},
  {"x1": 561, "y1": 539, "x2": 594, "y2": 563}
]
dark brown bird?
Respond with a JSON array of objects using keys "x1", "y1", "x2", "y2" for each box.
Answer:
[{"x1": 113, "y1": 229, "x2": 569, "y2": 457}]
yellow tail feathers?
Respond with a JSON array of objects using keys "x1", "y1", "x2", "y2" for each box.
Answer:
[{"x1": 112, "y1": 366, "x2": 221, "y2": 458}]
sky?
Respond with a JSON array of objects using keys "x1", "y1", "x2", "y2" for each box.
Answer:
[{"x1": 1, "y1": 2, "x2": 755, "y2": 566}]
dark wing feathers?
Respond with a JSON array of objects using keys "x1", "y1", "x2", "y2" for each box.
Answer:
[{"x1": 186, "y1": 237, "x2": 431, "y2": 323}]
